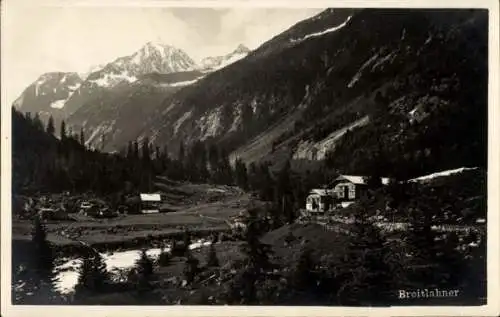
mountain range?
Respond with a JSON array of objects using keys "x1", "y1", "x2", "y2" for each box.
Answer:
[
  {"x1": 13, "y1": 8, "x2": 487, "y2": 179},
  {"x1": 13, "y1": 42, "x2": 250, "y2": 148}
]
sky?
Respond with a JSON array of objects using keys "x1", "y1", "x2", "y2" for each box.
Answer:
[{"x1": 2, "y1": 3, "x2": 323, "y2": 105}]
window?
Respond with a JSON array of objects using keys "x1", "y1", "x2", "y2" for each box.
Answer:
[
  {"x1": 337, "y1": 186, "x2": 345, "y2": 198},
  {"x1": 349, "y1": 186, "x2": 356, "y2": 199}
]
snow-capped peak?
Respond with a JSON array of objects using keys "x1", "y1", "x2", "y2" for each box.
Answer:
[
  {"x1": 233, "y1": 44, "x2": 251, "y2": 55},
  {"x1": 123, "y1": 41, "x2": 197, "y2": 74},
  {"x1": 200, "y1": 44, "x2": 251, "y2": 72}
]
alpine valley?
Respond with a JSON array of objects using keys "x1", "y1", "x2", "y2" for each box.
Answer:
[{"x1": 10, "y1": 8, "x2": 489, "y2": 307}]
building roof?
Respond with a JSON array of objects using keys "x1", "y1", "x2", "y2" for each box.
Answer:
[
  {"x1": 140, "y1": 193, "x2": 162, "y2": 202},
  {"x1": 333, "y1": 175, "x2": 391, "y2": 185},
  {"x1": 308, "y1": 189, "x2": 336, "y2": 196}
]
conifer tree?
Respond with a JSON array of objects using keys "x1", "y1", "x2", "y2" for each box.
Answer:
[
  {"x1": 74, "y1": 251, "x2": 109, "y2": 298},
  {"x1": 208, "y1": 144, "x2": 220, "y2": 182},
  {"x1": 60, "y1": 120, "x2": 67, "y2": 140},
  {"x1": 229, "y1": 207, "x2": 275, "y2": 304},
  {"x1": 30, "y1": 217, "x2": 55, "y2": 283},
  {"x1": 142, "y1": 137, "x2": 151, "y2": 164},
  {"x1": 33, "y1": 113, "x2": 44, "y2": 131},
  {"x1": 179, "y1": 142, "x2": 185, "y2": 161},
  {"x1": 234, "y1": 158, "x2": 249, "y2": 190},
  {"x1": 22, "y1": 217, "x2": 58, "y2": 303},
  {"x1": 405, "y1": 197, "x2": 438, "y2": 263},
  {"x1": 157, "y1": 246, "x2": 171, "y2": 267},
  {"x1": 46, "y1": 116, "x2": 55, "y2": 135},
  {"x1": 135, "y1": 249, "x2": 155, "y2": 295},
  {"x1": 292, "y1": 247, "x2": 316, "y2": 291},
  {"x1": 133, "y1": 140, "x2": 140, "y2": 159},
  {"x1": 218, "y1": 147, "x2": 233, "y2": 185},
  {"x1": 183, "y1": 229, "x2": 192, "y2": 253},
  {"x1": 126, "y1": 141, "x2": 133, "y2": 159},
  {"x1": 79, "y1": 128, "x2": 85, "y2": 146},
  {"x1": 183, "y1": 251, "x2": 200, "y2": 286},
  {"x1": 335, "y1": 199, "x2": 397, "y2": 306},
  {"x1": 206, "y1": 243, "x2": 219, "y2": 268}
]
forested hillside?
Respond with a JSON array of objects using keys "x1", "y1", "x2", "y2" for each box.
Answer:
[{"x1": 130, "y1": 9, "x2": 487, "y2": 181}]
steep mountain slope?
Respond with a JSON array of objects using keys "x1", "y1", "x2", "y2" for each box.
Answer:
[
  {"x1": 201, "y1": 44, "x2": 251, "y2": 72},
  {"x1": 12, "y1": 72, "x2": 83, "y2": 122},
  {"x1": 137, "y1": 9, "x2": 487, "y2": 179},
  {"x1": 66, "y1": 71, "x2": 205, "y2": 151}
]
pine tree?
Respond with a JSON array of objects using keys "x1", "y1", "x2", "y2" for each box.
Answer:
[
  {"x1": 79, "y1": 128, "x2": 85, "y2": 146},
  {"x1": 142, "y1": 137, "x2": 151, "y2": 164},
  {"x1": 126, "y1": 141, "x2": 133, "y2": 159},
  {"x1": 292, "y1": 247, "x2": 316, "y2": 291},
  {"x1": 22, "y1": 217, "x2": 58, "y2": 303},
  {"x1": 335, "y1": 202, "x2": 397, "y2": 306},
  {"x1": 30, "y1": 217, "x2": 55, "y2": 283},
  {"x1": 33, "y1": 113, "x2": 44, "y2": 131},
  {"x1": 157, "y1": 247, "x2": 171, "y2": 267},
  {"x1": 135, "y1": 249, "x2": 155, "y2": 295},
  {"x1": 208, "y1": 144, "x2": 220, "y2": 182},
  {"x1": 183, "y1": 251, "x2": 200, "y2": 286},
  {"x1": 276, "y1": 160, "x2": 295, "y2": 223},
  {"x1": 405, "y1": 197, "x2": 438, "y2": 264},
  {"x1": 136, "y1": 249, "x2": 154, "y2": 277},
  {"x1": 46, "y1": 116, "x2": 55, "y2": 135},
  {"x1": 230, "y1": 207, "x2": 275, "y2": 304},
  {"x1": 206, "y1": 243, "x2": 219, "y2": 267},
  {"x1": 133, "y1": 140, "x2": 140, "y2": 159},
  {"x1": 234, "y1": 158, "x2": 249, "y2": 190},
  {"x1": 60, "y1": 120, "x2": 67, "y2": 140},
  {"x1": 218, "y1": 147, "x2": 233, "y2": 185},
  {"x1": 179, "y1": 142, "x2": 185, "y2": 161},
  {"x1": 183, "y1": 229, "x2": 192, "y2": 253},
  {"x1": 74, "y1": 251, "x2": 109, "y2": 298}
]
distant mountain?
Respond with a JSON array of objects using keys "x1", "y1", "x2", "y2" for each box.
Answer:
[
  {"x1": 200, "y1": 44, "x2": 251, "y2": 72},
  {"x1": 12, "y1": 72, "x2": 83, "y2": 122},
  {"x1": 65, "y1": 70, "x2": 205, "y2": 151},
  {"x1": 12, "y1": 41, "x2": 199, "y2": 126}
]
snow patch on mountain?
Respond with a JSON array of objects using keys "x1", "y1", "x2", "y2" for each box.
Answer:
[
  {"x1": 371, "y1": 51, "x2": 398, "y2": 71},
  {"x1": 50, "y1": 100, "x2": 66, "y2": 109},
  {"x1": 348, "y1": 49, "x2": 398, "y2": 88},
  {"x1": 291, "y1": 15, "x2": 352, "y2": 43},
  {"x1": 213, "y1": 52, "x2": 247, "y2": 70},
  {"x1": 200, "y1": 45, "x2": 250, "y2": 71},
  {"x1": 408, "y1": 167, "x2": 479, "y2": 182},
  {"x1": 90, "y1": 71, "x2": 137, "y2": 87},
  {"x1": 169, "y1": 77, "x2": 203, "y2": 87}
]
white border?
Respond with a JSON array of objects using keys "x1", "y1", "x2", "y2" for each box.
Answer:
[{"x1": 1, "y1": 0, "x2": 499, "y2": 316}]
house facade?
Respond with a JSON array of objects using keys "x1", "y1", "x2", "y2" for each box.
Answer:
[
  {"x1": 139, "y1": 193, "x2": 162, "y2": 214},
  {"x1": 305, "y1": 189, "x2": 336, "y2": 213},
  {"x1": 305, "y1": 175, "x2": 391, "y2": 212},
  {"x1": 331, "y1": 175, "x2": 391, "y2": 202}
]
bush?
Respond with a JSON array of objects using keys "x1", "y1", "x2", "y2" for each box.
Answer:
[{"x1": 157, "y1": 248, "x2": 171, "y2": 267}]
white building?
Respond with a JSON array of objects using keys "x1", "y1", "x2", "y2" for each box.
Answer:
[{"x1": 139, "y1": 193, "x2": 162, "y2": 214}]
